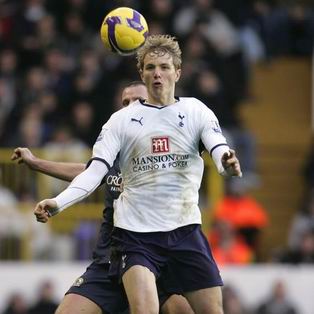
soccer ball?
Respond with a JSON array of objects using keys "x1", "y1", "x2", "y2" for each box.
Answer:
[{"x1": 100, "y1": 7, "x2": 149, "y2": 56}]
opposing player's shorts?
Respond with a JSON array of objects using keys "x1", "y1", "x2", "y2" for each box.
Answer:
[
  {"x1": 66, "y1": 262, "x2": 128, "y2": 314},
  {"x1": 66, "y1": 261, "x2": 172, "y2": 313},
  {"x1": 109, "y1": 224, "x2": 223, "y2": 293}
]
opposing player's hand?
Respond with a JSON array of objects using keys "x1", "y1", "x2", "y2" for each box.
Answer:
[
  {"x1": 34, "y1": 199, "x2": 57, "y2": 223},
  {"x1": 221, "y1": 149, "x2": 242, "y2": 177},
  {"x1": 11, "y1": 147, "x2": 36, "y2": 168}
]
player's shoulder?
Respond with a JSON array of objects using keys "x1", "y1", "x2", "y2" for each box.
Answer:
[
  {"x1": 178, "y1": 97, "x2": 205, "y2": 107},
  {"x1": 109, "y1": 101, "x2": 139, "y2": 119},
  {"x1": 178, "y1": 97, "x2": 215, "y2": 115}
]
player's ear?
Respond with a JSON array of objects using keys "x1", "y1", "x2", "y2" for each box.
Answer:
[
  {"x1": 175, "y1": 68, "x2": 181, "y2": 82},
  {"x1": 139, "y1": 69, "x2": 144, "y2": 81}
]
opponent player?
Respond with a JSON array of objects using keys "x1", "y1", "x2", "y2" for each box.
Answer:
[
  {"x1": 12, "y1": 81, "x2": 194, "y2": 314},
  {"x1": 33, "y1": 35, "x2": 242, "y2": 314}
]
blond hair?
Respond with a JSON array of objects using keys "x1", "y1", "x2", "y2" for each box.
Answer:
[{"x1": 136, "y1": 34, "x2": 182, "y2": 71}]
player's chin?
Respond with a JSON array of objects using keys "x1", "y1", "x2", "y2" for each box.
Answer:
[{"x1": 152, "y1": 83, "x2": 163, "y2": 91}]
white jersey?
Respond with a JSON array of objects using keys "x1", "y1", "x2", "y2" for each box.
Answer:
[{"x1": 93, "y1": 97, "x2": 229, "y2": 232}]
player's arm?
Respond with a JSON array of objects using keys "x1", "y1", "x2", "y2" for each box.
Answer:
[
  {"x1": 34, "y1": 159, "x2": 110, "y2": 223},
  {"x1": 11, "y1": 147, "x2": 85, "y2": 181},
  {"x1": 198, "y1": 103, "x2": 242, "y2": 177},
  {"x1": 33, "y1": 110, "x2": 123, "y2": 223}
]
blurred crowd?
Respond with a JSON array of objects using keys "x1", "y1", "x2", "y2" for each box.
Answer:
[
  {"x1": 271, "y1": 137, "x2": 314, "y2": 265},
  {"x1": 2, "y1": 280, "x2": 58, "y2": 314},
  {"x1": 1, "y1": 279, "x2": 300, "y2": 314},
  {"x1": 0, "y1": 0, "x2": 313, "y2": 152},
  {"x1": 0, "y1": 0, "x2": 314, "y2": 262}
]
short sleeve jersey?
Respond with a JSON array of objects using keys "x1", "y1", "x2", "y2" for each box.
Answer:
[{"x1": 92, "y1": 97, "x2": 228, "y2": 232}]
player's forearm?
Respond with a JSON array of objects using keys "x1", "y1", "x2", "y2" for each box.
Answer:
[
  {"x1": 49, "y1": 160, "x2": 109, "y2": 215},
  {"x1": 30, "y1": 158, "x2": 85, "y2": 181}
]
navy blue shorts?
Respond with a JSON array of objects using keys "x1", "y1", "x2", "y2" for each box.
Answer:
[
  {"x1": 66, "y1": 262, "x2": 172, "y2": 313},
  {"x1": 109, "y1": 224, "x2": 223, "y2": 293},
  {"x1": 66, "y1": 262, "x2": 128, "y2": 314}
]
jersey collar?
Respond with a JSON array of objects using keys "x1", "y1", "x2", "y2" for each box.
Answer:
[{"x1": 139, "y1": 97, "x2": 180, "y2": 109}]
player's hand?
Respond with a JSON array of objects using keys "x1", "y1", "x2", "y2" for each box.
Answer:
[
  {"x1": 221, "y1": 149, "x2": 242, "y2": 177},
  {"x1": 11, "y1": 147, "x2": 37, "y2": 169},
  {"x1": 34, "y1": 199, "x2": 58, "y2": 223}
]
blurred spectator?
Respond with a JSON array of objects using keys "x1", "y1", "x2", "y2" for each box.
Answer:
[
  {"x1": 239, "y1": 25, "x2": 265, "y2": 64},
  {"x1": 21, "y1": 66, "x2": 48, "y2": 105},
  {"x1": 146, "y1": 20, "x2": 167, "y2": 36},
  {"x1": 303, "y1": 137, "x2": 314, "y2": 193},
  {"x1": 68, "y1": 49, "x2": 108, "y2": 108},
  {"x1": 16, "y1": 0, "x2": 48, "y2": 68},
  {"x1": 277, "y1": 230, "x2": 314, "y2": 264},
  {"x1": 175, "y1": 0, "x2": 248, "y2": 103},
  {"x1": 71, "y1": 100, "x2": 96, "y2": 146},
  {"x1": 43, "y1": 47, "x2": 72, "y2": 100},
  {"x1": 245, "y1": 0, "x2": 314, "y2": 58},
  {"x1": 223, "y1": 285, "x2": 250, "y2": 314},
  {"x1": 0, "y1": 1, "x2": 19, "y2": 46},
  {"x1": 212, "y1": 178, "x2": 268, "y2": 254},
  {"x1": 0, "y1": 173, "x2": 26, "y2": 260},
  {"x1": 37, "y1": 91, "x2": 60, "y2": 136},
  {"x1": 144, "y1": 0, "x2": 175, "y2": 34},
  {"x1": 35, "y1": 14, "x2": 60, "y2": 51},
  {"x1": 288, "y1": 192, "x2": 314, "y2": 250},
  {"x1": 287, "y1": 3, "x2": 314, "y2": 56},
  {"x1": 0, "y1": 169, "x2": 64, "y2": 260},
  {"x1": 209, "y1": 221, "x2": 254, "y2": 265},
  {"x1": 28, "y1": 280, "x2": 58, "y2": 314},
  {"x1": 9, "y1": 103, "x2": 44, "y2": 147},
  {"x1": 255, "y1": 280, "x2": 298, "y2": 314},
  {"x1": 247, "y1": 0, "x2": 289, "y2": 58},
  {"x1": 44, "y1": 125, "x2": 88, "y2": 160},
  {"x1": 0, "y1": 49, "x2": 18, "y2": 139},
  {"x1": 42, "y1": 125, "x2": 88, "y2": 194},
  {"x1": 180, "y1": 34, "x2": 219, "y2": 92},
  {"x1": 0, "y1": 78, "x2": 16, "y2": 140},
  {"x1": 187, "y1": 68, "x2": 236, "y2": 129},
  {"x1": 0, "y1": 48, "x2": 18, "y2": 80},
  {"x1": 59, "y1": 11, "x2": 93, "y2": 70},
  {"x1": 2, "y1": 293, "x2": 28, "y2": 314},
  {"x1": 174, "y1": 0, "x2": 215, "y2": 38}
]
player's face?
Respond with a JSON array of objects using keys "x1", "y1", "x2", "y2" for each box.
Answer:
[
  {"x1": 121, "y1": 84, "x2": 148, "y2": 107},
  {"x1": 140, "y1": 51, "x2": 181, "y2": 104}
]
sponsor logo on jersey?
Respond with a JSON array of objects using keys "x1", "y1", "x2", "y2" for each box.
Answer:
[
  {"x1": 152, "y1": 137, "x2": 169, "y2": 153},
  {"x1": 106, "y1": 172, "x2": 123, "y2": 192},
  {"x1": 72, "y1": 277, "x2": 84, "y2": 287},
  {"x1": 132, "y1": 153, "x2": 190, "y2": 172}
]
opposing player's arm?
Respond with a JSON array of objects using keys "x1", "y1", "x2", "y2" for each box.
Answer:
[
  {"x1": 34, "y1": 111, "x2": 122, "y2": 223},
  {"x1": 11, "y1": 147, "x2": 85, "y2": 181},
  {"x1": 198, "y1": 101, "x2": 242, "y2": 177},
  {"x1": 34, "y1": 159, "x2": 110, "y2": 222}
]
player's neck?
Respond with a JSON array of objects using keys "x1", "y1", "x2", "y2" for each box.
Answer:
[{"x1": 147, "y1": 95, "x2": 176, "y2": 106}]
